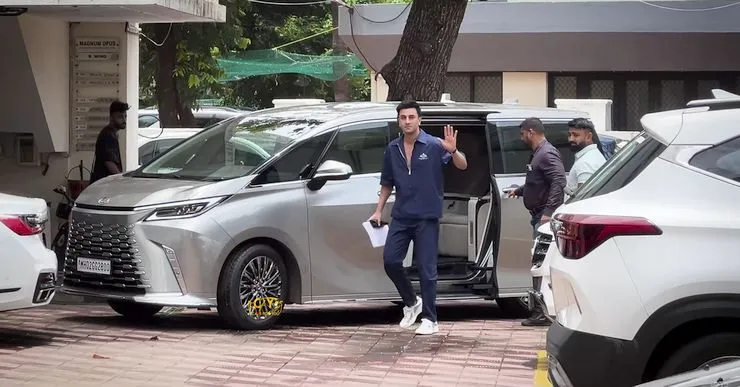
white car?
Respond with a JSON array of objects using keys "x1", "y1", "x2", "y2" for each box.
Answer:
[
  {"x1": 138, "y1": 107, "x2": 245, "y2": 129},
  {"x1": 0, "y1": 193, "x2": 57, "y2": 312},
  {"x1": 137, "y1": 127, "x2": 203, "y2": 166},
  {"x1": 527, "y1": 130, "x2": 641, "y2": 319},
  {"x1": 546, "y1": 90, "x2": 740, "y2": 387}
]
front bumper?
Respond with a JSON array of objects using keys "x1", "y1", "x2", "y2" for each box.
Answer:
[
  {"x1": 61, "y1": 206, "x2": 233, "y2": 306},
  {"x1": 59, "y1": 285, "x2": 214, "y2": 307},
  {"x1": 546, "y1": 321, "x2": 642, "y2": 387}
]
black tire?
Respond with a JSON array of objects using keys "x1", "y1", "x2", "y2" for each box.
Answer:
[
  {"x1": 217, "y1": 244, "x2": 289, "y2": 330},
  {"x1": 496, "y1": 297, "x2": 531, "y2": 318},
  {"x1": 655, "y1": 332, "x2": 740, "y2": 379},
  {"x1": 108, "y1": 300, "x2": 163, "y2": 320}
]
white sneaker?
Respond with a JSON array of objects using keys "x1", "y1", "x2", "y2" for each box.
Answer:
[
  {"x1": 414, "y1": 318, "x2": 439, "y2": 335},
  {"x1": 399, "y1": 296, "x2": 422, "y2": 329}
]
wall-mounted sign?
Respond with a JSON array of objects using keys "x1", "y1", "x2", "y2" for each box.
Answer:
[
  {"x1": 75, "y1": 38, "x2": 120, "y2": 52},
  {"x1": 70, "y1": 37, "x2": 121, "y2": 152}
]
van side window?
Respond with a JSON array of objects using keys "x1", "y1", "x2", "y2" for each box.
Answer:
[
  {"x1": 689, "y1": 136, "x2": 740, "y2": 182},
  {"x1": 322, "y1": 122, "x2": 391, "y2": 175},
  {"x1": 494, "y1": 120, "x2": 575, "y2": 174},
  {"x1": 254, "y1": 131, "x2": 334, "y2": 185}
]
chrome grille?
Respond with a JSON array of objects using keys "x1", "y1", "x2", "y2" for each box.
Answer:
[{"x1": 63, "y1": 219, "x2": 149, "y2": 294}]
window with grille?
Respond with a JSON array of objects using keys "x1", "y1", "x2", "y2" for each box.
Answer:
[
  {"x1": 443, "y1": 72, "x2": 503, "y2": 103},
  {"x1": 549, "y1": 72, "x2": 740, "y2": 131}
]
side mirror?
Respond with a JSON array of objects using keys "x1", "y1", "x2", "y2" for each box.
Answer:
[{"x1": 307, "y1": 160, "x2": 353, "y2": 191}]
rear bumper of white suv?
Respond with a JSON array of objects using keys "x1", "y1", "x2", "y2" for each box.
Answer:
[
  {"x1": 545, "y1": 238, "x2": 650, "y2": 387},
  {"x1": 0, "y1": 237, "x2": 57, "y2": 312},
  {"x1": 547, "y1": 320, "x2": 642, "y2": 387}
]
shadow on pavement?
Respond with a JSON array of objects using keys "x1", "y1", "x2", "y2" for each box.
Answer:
[
  {"x1": 51, "y1": 299, "x2": 516, "y2": 332},
  {"x1": 0, "y1": 328, "x2": 55, "y2": 350}
]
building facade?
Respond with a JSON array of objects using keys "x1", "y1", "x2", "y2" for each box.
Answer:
[
  {"x1": 338, "y1": 0, "x2": 740, "y2": 131},
  {"x1": 0, "y1": 1, "x2": 225, "y2": 241}
]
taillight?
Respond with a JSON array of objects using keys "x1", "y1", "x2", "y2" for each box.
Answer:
[
  {"x1": 553, "y1": 214, "x2": 662, "y2": 259},
  {"x1": 0, "y1": 214, "x2": 46, "y2": 236}
]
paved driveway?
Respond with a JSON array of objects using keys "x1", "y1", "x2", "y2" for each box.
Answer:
[{"x1": 0, "y1": 299, "x2": 548, "y2": 387}]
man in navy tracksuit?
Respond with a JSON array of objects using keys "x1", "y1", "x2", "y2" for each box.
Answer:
[{"x1": 369, "y1": 100, "x2": 468, "y2": 335}]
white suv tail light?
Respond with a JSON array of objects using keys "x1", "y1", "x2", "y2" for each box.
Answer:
[
  {"x1": 552, "y1": 213, "x2": 662, "y2": 259},
  {"x1": 0, "y1": 213, "x2": 47, "y2": 236}
]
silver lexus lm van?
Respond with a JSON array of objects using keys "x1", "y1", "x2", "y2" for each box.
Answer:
[{"x1": 62, "y1": 101, "x2": 587, "y2": 330}]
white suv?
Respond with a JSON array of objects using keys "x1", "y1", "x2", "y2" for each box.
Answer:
[
  {"x1": 545, "y1": 90, "x2": 740, "y2": 387},
  {"x1": 1, "y1": 193, "x2": 57, "y2": 312}
]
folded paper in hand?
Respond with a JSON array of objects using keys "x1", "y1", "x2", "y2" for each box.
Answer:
[{"x1": 362, "y1": 221, "x2": 388, "y2": 248}]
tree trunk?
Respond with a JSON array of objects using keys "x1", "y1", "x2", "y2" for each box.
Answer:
[
  {"x1": 175, "y1": 88, "x2": 196, "y2": 127},
  {"x1": 378, "y1": 0, "x2": 468, "y2": 102},
  {"x1": 332, "y1": 3, "x2": 350, "y2": 102},
  {"x1": 153, "y1": 23, "x2": 181, "y2": 127}
]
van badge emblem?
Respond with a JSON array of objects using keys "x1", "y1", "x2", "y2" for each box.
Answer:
[{"x1": 97, "y1": 197, "x2": 111, "y2": 204}]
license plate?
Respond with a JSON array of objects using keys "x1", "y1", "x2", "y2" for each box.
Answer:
[{"x1": 77, "y1": 257, "x2": 111, "y2": 275}]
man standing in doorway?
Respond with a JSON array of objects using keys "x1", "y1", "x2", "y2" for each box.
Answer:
[
  {"x1": 506, "y1": 117, "x2": 566, "y2": 327},
  {"x1": 90, "y1": 100, "x2": 129, "y2": 185},
  {"x1": 564, "y1": 118, "x2": 607, "y2": 199},
  {"x1": 369, "y1": 100, "x2": 468, "y2": 335}
]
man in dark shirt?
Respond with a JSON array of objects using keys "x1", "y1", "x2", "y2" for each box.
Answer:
[
  {"x1": 507, "y1": 117, "x2": 566, "y2": 234},
  {"x1": 506, "y1": 117, "x2": 566, "y2": 327},
  {"x1": 89, "y1": 101, "x2": 129, "y2": 185},
  {"x1": 369, "y1": 100, "x2": 468, "y2": 335}
]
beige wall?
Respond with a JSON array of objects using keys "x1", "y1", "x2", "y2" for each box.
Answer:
[
  {"x1": 502, "y1": 72, "x2": 548, "y2": 107},
  {"x1": 371, "y1": 70, "x2": 550, "y2": 107},
  {"x1": 370, "y1": 71, "x2": 389, "y2": 102}
]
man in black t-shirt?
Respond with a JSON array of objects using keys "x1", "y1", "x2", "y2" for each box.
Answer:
[{"x1": 90, "y1": 101, "x2": 129, "y2": 185}]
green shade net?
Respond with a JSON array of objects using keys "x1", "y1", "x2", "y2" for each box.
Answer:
[{"x1": 217, "y1": 49, "x2": 368, "y2": 82}]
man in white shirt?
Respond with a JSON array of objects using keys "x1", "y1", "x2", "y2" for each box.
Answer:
[{"x1": 564, "y1": 118, "x2": 607, "y2": 199}]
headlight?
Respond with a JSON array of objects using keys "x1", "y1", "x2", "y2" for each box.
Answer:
[{"x1": 143, "y1": 196, "x2": 228, "y2": 222}]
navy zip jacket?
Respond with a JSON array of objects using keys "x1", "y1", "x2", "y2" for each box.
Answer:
[{"x1": 379, "y1": 130, "x2": 452, "y2": 220}]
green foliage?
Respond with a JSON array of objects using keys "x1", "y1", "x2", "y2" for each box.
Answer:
[
  {"x1": 139, "y1": 0, "x2": 411, "y2": 111},
  {"x1": 139, "y1": 0, "x2": 251, "y2": 110}
]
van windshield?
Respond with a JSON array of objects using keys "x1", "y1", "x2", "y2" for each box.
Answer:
[{"x1": 132, "y1": 115, "x2": 324, "y2": 181}]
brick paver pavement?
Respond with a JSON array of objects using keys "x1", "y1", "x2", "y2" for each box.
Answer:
[{"x1": 0, "y1": 298, "x2": 547, "y2": 387}]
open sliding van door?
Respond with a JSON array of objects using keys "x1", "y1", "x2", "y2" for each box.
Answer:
[{"x1": 482, "y1": 116, "x2": 539, "y2": 298}]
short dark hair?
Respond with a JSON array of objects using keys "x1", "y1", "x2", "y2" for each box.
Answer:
[
  {"x1": 519, "y1": 117, "x2": 545, "y2": 133},
  {"x1": 568, "y1": 117, "x2": 595, "y2": 131},
  {"x1": 109, "y1": 100, "x2": 130, "y2": 115},
  {"x1": 396, "y1": 100, "x2": 421, "y2": 117}
]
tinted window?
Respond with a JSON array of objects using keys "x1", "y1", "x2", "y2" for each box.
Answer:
[
  {"x1": 253, "y1": 131, "x2": 334, "y2": 185},
  {"x1": 569, "y1": 132, "x2": 666, "y2": 202},
  {"x1": 689, "y1": 136, "x2": 740, "y2": 182},
  {"x1": 492, "y1": 121, "x2": 574, "y2": 174},
  {"x1": 322, "y1": 122, "x2": 390, "y2": 175},
  {"x1": 139, "y1": 141, "x2": 156, "y2": 164}
]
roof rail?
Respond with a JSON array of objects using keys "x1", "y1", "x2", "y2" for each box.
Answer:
[{"x1": 686, "y1": 89, "x2": 740, "y2": 111}]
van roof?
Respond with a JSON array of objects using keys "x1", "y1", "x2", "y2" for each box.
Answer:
[{"x1": 239, "y1": 101, "x2": 588, "y2": 123}]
